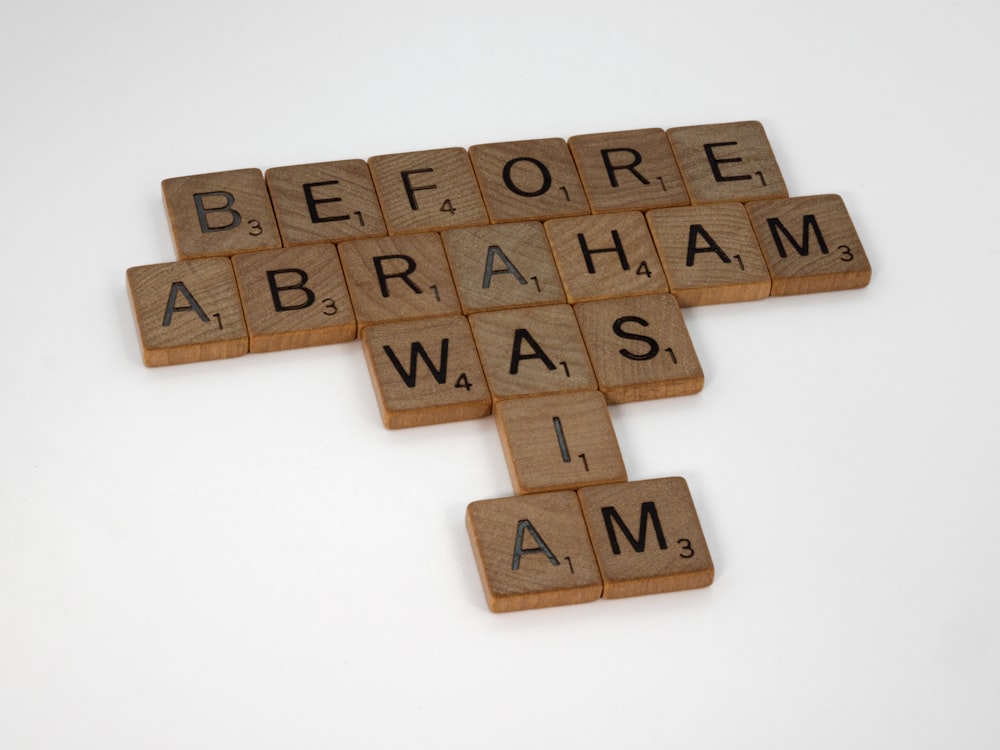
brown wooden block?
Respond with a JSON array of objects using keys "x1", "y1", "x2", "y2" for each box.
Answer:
[
  {"x1": 646, "y1": 203, "x2": 771, "y2": 306},
  {"x1": 667, "y1": 121, "x2": 788, "y2": 204},
  {"x1": 578, "y1": 477, "x2": 714, "y2": 599},
  {"x1": 338, "y1": 232, "x2": 461, "y2": 329},
  {"x1": 568, "y1": 128, "x2": 689, "y2": 212},
  {"x1": 468, "y1": 304, "x2": 597, "y2": 402},
  {"x1": 162, "y1": 168, "x2": 282, "y2": 260},
  {"x1": 466, "y1": 491, "x2": 603, "y2": 612},
  {"x1": 368, "y1": 148, "x2": 488, "y2": 234},
  {"x1": 544, "y1": 212, "x2": 669, "y2": 303},
  {"x1": 126, "y1": 257, "x2": 248, "y2": 366},
  {"x1": 745, "y1": 194, "x2": 872, "y2": 296},
  {"x1": 360, "y1": 315, "x2": 491, "y2": 428},
  {"x1": 265, "y1": 159, "x2": 387, "y2": 246},
  {"x1": 469, "y1": 138, "x2": 590, "y2": 223},
  {"x1": 574, "y1": 293, "x2": 703, "y2": 404},
  {"x1": 441, "y1": 222, "x2": 566, "y2": 313},
  {"x1": 494, "y1": 391, "x2": 627, "y2": 495},
  {"x1": 230, "y1": 244, "x2": 356, "y2": 353}
]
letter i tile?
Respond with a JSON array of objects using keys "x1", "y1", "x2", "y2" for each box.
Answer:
[
  {"x1": 466, "y1": 491, "x2": 603, "y2": 612},
  {"x1": 578, "y1": 477, "x2": 714, "y2": 599}
]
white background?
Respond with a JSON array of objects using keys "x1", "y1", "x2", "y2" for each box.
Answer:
[{"x1": 2, "y1": 1, "x2": 998, "y2": 747}]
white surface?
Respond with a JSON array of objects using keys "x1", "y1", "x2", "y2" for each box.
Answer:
[{"x1": 2, "y1": 1, "x2": 998, "y2": 747}]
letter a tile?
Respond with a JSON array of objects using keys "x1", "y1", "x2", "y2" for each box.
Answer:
[
  {"x1": 745, "y1": 194, "x2": 872, "y2": 295},
  {"x1": 126, "y1": 257, "x2": 248, "y2": 366},
  {"x1": 361, "y1": 315, "x2": 491, "y2": 428},
  {"x1": 466, "y1": 492, "x2": 603, "y2": 612},
  {"x1": 162, "y1": 168, "x2": 282, "y2": 260},
  {"x1": 578, "y1": 477, "x2": 714, "y2": 599},
  {"x1": 494, "y1": 391, "x2": 627, "y2": 495}
]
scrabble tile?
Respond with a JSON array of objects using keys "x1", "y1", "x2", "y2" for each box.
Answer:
[
  {"x1": 338, "y1": 232, "x2": 461, "y2": 329},
  {"x1": 466, "y1": 491, "x2": 603, "y2": 612},
  {"x1": 368, "y1": 148, "x2": 488, "y2": 234},
  {"x1": 361, "y1": 315, "x2": 491, "y2": 428},
  {"x1": 162, "y1": 168, "x2": 282, "y2": 260},
  {"x1": 469, "y1": 138, "x2": 590, "y2": 223},
  {"x1": 544, "y1": 212, "x2": 669, "y2": 302},
  {"x1": 468, "y1": 304, "x2": 597, "y2": 402},
  {"x1": 745, "y1": 194, "x2": 872, "y2": 295},
  {"x1": 126, "y1": 257, "x2": 248, "y2": 366},
  {"x1": 574, "y1": 293, "x2": 703, "y2": 403},
  {"x1": 568, "y1": 128, "x2": 689, "y2": 212},
  {"x1": 667, "y1": 121, "x2": 788, "y2": 204},
  {"x1": 494, "y1": 391, "x2": 627, "y2": 495},
  {"x1": 265, "y1": 159, "x2": 387, "y2": 246},
  {"x1": 578, "y1": 477, "x2": 714, "y2": 599},
  {"x1": 646, "y1": 203, "x2": 771, "y2": 306},
  {"x1": 441, "y1": 221, "x2": 566, "y2": 313},
  {"x1": 230, "y1": 244, "x2": 356, "y2": 353}
]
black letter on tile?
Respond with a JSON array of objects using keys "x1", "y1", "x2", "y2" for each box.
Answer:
[
  {"x1": 601, "y1": 502, "x2": 668, "y2": 555},
  {"x1": 193, "y1": 191, "x2": 241, "y2": 232},
  {"x1": 383, "y1": 339, "x2": 450, "y2": 388},
  {"x1": 482, "y1": 245, "x2": 528, "y2": 288},
  {"x1": 502, "y1": 157, "x2": 552, "y2": 197},
  {"x1": 767, "y1": 214, "x2": 829, "y2": 258},
  {"x1": 512, "y1": 519, "x2": 560, "y2": 570},
  {"x1": 373, "y1": 254, "x2": 422, "y2": 297},
  {"x1": 509, "y1": 329, "x2": 557, "y2": 374},
  {"x1": 267, "y1": 268, "x2": 316, "y2": 311},
  {"x1": 401, "y1": 168, "x2": 437, "y2": 211},
  {"x1": 601, "y1": 147, "x2": 649, "y2": 187},
  {"x1": 703, "y1": 142, "x2": 751, "y2": 183},
  {"x1": 612, "y1": 316, "x2": 659, "y2": 361},
  {"x1": 162, "y1": 282, "x2": 211, "y2": 326},
  {"x1": 303, "y1": 181, "x2": 349, "y2": 223},
  {"x1": 578, "y1": 230, "x2": 629, "y2": 274},
  {"x1": 686, "y1": 224, "x2": 732, "y2": 267}
]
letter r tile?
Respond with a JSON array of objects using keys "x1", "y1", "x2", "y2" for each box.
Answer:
[
  {"x1": 494, "y1": 391, "x2": 627, "y2": 495},
  {"x1": 162, "y1": 168, "x2": 282, "y2": 260},
  {"x1": 466, "y1": 491, "x2": 603, "y2": 612},
  {"x1": 361, "y1": 315, "x2": 491, "y2": 429},
  {"x1": 578, "y1": 477, "x2": 714, "y2": 599}
]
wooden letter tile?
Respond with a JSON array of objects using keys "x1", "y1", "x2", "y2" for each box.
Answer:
[
  {"x1": 495, "y1": 391, "x2": 627, "y2": 495},
  {"x1": 578, "y1": 477, "x2": 714, "y2": 599},
  {"x1": 544, "y1": 212, "x2": 669, "y2": 303},
  {"x1": 646, "y1": 203, "x2": 771, "y2": 306},
  {"x1": 368, "y1": 148, "x2": 488, "y2": 234},
  {"x1": 468, "y1": 304, "x2": 597, "y2": 402},
  {"x1": 745, "y1": 194, "x2": 872, "y2": 295},
  {"x1": 466, "y1": 491, "x2": 603, "y2": 612},
  {"x1": 441, "y1": 221, "x2": 566, "y2": 313},
  {"x1": 469, "y1": 138, "x2": 590, "y2": 223},
  {"x1": 230, "y1": 243, "x2": 356, "y2": 353},
  {"x1": 338, "y1": 233, "x2": 461, "y2": 329},
  {"x1": 162, "y1": 168, "x2": 282, "y2": 260},
  {"x1": 361, "y1": 315, "x2": 491, "y2": 428},
  {"x1": 568, "y1": 128, "x2": 689, "y2": 213},
  {"x1": 574, "y1": 293, "x2": 703, "y2": 403},
  {"x1": 667, "y1": 121, "x2": 788, "y2": 204},
  {"x1": 265, "y1": 160, "x2": 387, "y2": 246},
  {"x1": 126, "y1": 257, "x2": 248, "y2": 366}
]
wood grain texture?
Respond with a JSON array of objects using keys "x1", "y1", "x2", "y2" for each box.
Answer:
[
  {"x1": 368, "y1": 147, "x2": 488, "y2": 234},
  {"x1": 466, "y1": 491, "x2": 603, "y2": 612},
  {"x1": 646, "y1": 203, "x2": 771, "y2": 306},
  {"x1": 494, "y1": 391, "x2": 627, "y2": 495},
  {"x1": 338, "y1": 232, "x2": 461, "y2": 329},
  {"x1": 361, "y1": 315, "x2": 491, "y2": 428},
  {"x1": 745, "y1": 194, "x2": 872, "y2": 295},
  {"x1": 667, "y1": 121, "x2": 788, "y2": 204},
  {"x1": 544, "y1": 211, "x2": 668, "y2": 303},
  {"x1": 468, "y1": 304, "x2": 597, "y2": 402},
  {"x1": 469, "y1": 138, "x2": 590, "y2": 223},
  {"x1": 126, "y1": 257, "x2": 247, "y2": 366},
  {"x1": 574, "y1": 293, "x2": 703, "y2": 403},
  {"x1": 441, "y1": 221, "x2": 566, "y2": 313},
  {"x1": 578, "y1": 477, "x2": 714, "y2": 599},
  {"x1": 568, "y1": 128, "x2": 689, "y2": 213},
  {"x1": 231, "y1": 243, "x2": 356, "y2": 353},
  {"x1": 265, "y1": 159, "x2": 387, "y2": 246},
  {"x1": 162, "y1": 168, "x2": 281, "y2": 260}
]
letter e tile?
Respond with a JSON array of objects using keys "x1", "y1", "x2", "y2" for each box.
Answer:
[
  {"x1": 578, "y1": 477, "x2": 714, "y2": 599},
  {"x1": 126, "y1": 257, "x2": 248, "y2": 366},
  {"x1": 494, "y1": 391, "x2": 627, "y2": 495},
  {"x1": 466, "y1": 492, "x2": 603, "y2": 612}
]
